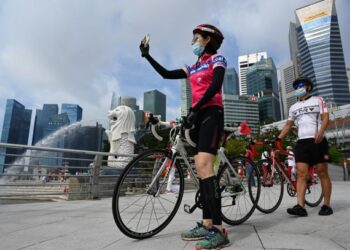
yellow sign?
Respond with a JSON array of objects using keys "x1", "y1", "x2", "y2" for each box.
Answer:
[{"x1": 304, "y1": 12, "x2": 328, "y2": 23}]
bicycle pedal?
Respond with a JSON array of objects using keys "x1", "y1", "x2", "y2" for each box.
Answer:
[{"x1": 184, "y1": 204, "x2": 191, "y2": 214}]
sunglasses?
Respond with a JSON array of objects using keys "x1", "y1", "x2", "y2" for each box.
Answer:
[{"x1": 293, "y1": 82, "x2": 305, "y2": 90}]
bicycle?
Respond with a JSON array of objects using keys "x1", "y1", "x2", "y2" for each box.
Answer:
[
  {"x1": 253, "y1": 139, "x2": 323, "y2": 214},
  {"x1": 112, "y1": 115, "x2": 261, "y2": 239}
]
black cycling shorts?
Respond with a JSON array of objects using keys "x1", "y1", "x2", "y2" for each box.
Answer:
[
  {"x1": 294, "y1": 138, "x2": 329, "y2": 166},
  {"x1": 190, "y1": 106, "x2": 224, "y2": 155}
]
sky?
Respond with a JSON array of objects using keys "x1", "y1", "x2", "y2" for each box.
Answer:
[{"x1": 0, "y1": 0, "x2": 349, "y2": 136}]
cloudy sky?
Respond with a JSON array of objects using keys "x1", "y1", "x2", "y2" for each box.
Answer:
[{"x1": 0, "y1": 0, "x2": 349, "y2": 137}]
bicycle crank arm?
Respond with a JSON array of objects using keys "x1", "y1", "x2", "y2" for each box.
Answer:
[{"x1": 184, "y1": 201, "x2": 200, "y2": 214}]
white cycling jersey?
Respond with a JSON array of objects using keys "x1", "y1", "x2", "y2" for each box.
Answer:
[{"x1": 288, "y1": 96, "x2": 328, "y2": 140}]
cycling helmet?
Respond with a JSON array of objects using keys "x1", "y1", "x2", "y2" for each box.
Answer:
[
  {"x1": 193, "y1": 24, "x2": 224, "y2": 52},
  {"x1": 292, "y1": 76, "x2": 314, "y2": 92}
]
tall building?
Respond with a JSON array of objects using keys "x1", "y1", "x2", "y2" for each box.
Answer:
[
  {"x1": 144, "y1": 90, "x2": 166, "y2": 121},
  {"x1": 0, "y1": 99, "x2": 32, "y2": 173},
  {"x1": 295, "y1": 0, "x2": 350, "y2": 106},
  {"x1": 32, "y1": 104, "x2": 58, "y2": 145},
  {"x1": 223, "y1": 68, "x2": 239, "y2": 95},
  {"x1": 289, "y1": 22, "x2": 302, "y2": 78},
  {"x1": 180, "y1": 79, "x2": 192, "y2": 117},
  {"x1": 238, "y1": 52, "x2": 267, "y2": 95},
  {"x1": 223, "y1": 95, "x2": 259, "y2": 133},
  {"x1": 110, "y1": 92, "x2": 118, "y2": 110},
  {"x1": 117, "y1": 96, "x2": 138, "y2": 110},
  {"x1": 246, "y1": 57, "x2": 281, "y2": 123},
  {"x1": 347, "y1": 67, "x2": 350, "y2": 90},
  {"x1": 61, "y1": 104, "x2": 82, "y2": 124},
  {"x1": 280, "y1": 62, "x2": 297, "y2": 119}
]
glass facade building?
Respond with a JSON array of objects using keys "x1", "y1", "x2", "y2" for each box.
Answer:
[
  {"x1": 223, "y1": 95, "x2": 259, "y2": 133},
  {"x1": 280, "y1": 62, "x2": 297, "y2": 119},
  {"x1": 180, "y1": 79, "x2": 192, "y2": 117},
  {"x1": 295, "y1": 0, "x2": 350, "y2": 106},
  {"x1": 223, "y1": 68, "x2": 239, "y2": 95},
  {"x1": 0, "y1": 99, "x2": 32, "y2": 173},
  {"x1": 61, "y1": 104, "x2": 82, "y2": 124},
  {"x1": 32, "y1": 104, "x2": 59, "y2": 145},
  {"x1": 144, "y1": 90, "x2": 166, "y2": 121},
  {"x1": 246, "y1": 58, "x2": 281, "y2": 123}
]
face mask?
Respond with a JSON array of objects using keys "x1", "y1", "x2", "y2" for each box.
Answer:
[
  {"x1": 295, "y1": 88, "x2": 307, "y2": 97},
  {"x1": 192, "y1": 42, "x2": 204, "y2": 56}
]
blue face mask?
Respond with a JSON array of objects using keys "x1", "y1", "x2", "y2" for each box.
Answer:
[
  {"x1": 192, "y1": 42, "x2": 204, "y2": 56},
  {"x1": 295, "y1": 88, "x2": 307, "y2": 97}
]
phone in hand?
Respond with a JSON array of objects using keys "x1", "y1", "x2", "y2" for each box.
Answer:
[{"x1": 143, "y1": 34, "x2": 150, "y2": 47}]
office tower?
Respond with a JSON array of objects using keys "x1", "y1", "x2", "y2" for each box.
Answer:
[
  {"x1": 223, "y1": 68, "x2": 239, "y2": 95},
  {"x1": 238, "y1": 52, "x2": 268, "y2": 95},
  {"x1": 61, "y1": 104, "x2": 82, "y2": 124},
  {"x1": 110, "y1": 92, "x2": 118, "y2": 110},
  {"x1": 246, "y1": 57, "x2": 281, "y2": 123},
  {"x1": 117, "y1": 96, "x2": 137, "y2": 110},
  {"x1": 144, "y1": 90, "x2": 166, "y2": 121},
  {"x1": 0, "y1": 99, "x2": 32, "y2": 173},
  {"x1": 347, "y1": 67, "x2": 350, "y2": 90},
  {"x1": 32, "y1": 104, "x2": 59, "y2": 145},
  {"x1": 223, "y1": 95, "x2": 259, "y2": 133},
  {"x1": 295, "y1": 0, "x2": 350, "y2": 106},
  {"x1": 180, "y1": 79, "x2": 192, "y2": 117},
  {"x1": 280, "y1": 62, "x2": 297, "y2": 119},
  {"x1": 289, "y1": 22, "x2": 302, "y2": 78}
]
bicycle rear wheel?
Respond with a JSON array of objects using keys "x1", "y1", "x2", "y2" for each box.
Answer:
[
  {"x1": 218, "y1": 156, "x2": 260, "y2": 225},
  {"x1": 112, "y1": 149, "x2": 184, "y2": 239},
  {"x1": 305, "y1": 172, "x2": 323, "y2": 207},
  {"x1": 256, "y1": 159, "x2": 284, "y2": 214}
]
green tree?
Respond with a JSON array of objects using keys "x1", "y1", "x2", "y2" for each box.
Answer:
[{"x1": 328, "y1": 145, "x2": 342, "y2": 164}]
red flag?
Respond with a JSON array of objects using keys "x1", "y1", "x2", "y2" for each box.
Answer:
[{"x1": 239, "y1": 121, "x2": 252, "y2": 135}]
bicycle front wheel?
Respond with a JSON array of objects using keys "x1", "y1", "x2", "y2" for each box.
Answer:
[
  {"x1": 305, "y1": 172, "x2": 323, "y2": 207},
  {"x1": 256, "y1": 159, "x2": 284, "y2": 214},
  {"x1": 112, "y1": 149, "x2": 184, "y2": 239},
  {"x1": 218, "y1": 156, "x2": 260, "y2": 225}
]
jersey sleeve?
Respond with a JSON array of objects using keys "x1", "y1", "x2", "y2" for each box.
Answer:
[
  {"x1": 288, "y1": 107, "x2": 296, "y2": 121},
  {"x1": 212, "y1": 54, "x2": 227, "y2": 69},
  {"x1": 317, "y1": 97, "x2": 328, "y2": 114},
  {"x1": 182, "y1": 65, "x2": 190, "y2": 78}
]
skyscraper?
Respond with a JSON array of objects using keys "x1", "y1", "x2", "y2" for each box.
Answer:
[
  {"x1": 61, "y1": 104, "x2": 82, "y2": 124},
  {"x1": 223, "y1": 68, "x2": 239, "y2": 95},
  {"x1": 0, "y1": 99, "x2": 32, "y2": 173},
  {"x1": 280, "y1": 62, "x2": 297, "y2": 119},
  {"x1": 238, "y1": 52, "x2": 267, "y2": 95},
  {"x1": 32, "y1": 104, "x2": 58, "y2": 145},
  {"x1": 110, "y1": 92, "x2": 118, "y2": 110},
  {"x1": 289, "y1": 22, "x2": 301, "y2": 78},
  {"x1": 180, "y1": 79, "x2": 192, "y2": 117},
  {"x1": 246, "y1": 57, "x2": 281, "y2": 123},
  {"x1": 295, "y1": 0, "x2": 350, "y2": 106},
  {"x1": 117, "y1": 96, "x2": 137, "y2": 110},
  {"x1": 144, "y1": 90, "x2": 166, "y2": 121}
]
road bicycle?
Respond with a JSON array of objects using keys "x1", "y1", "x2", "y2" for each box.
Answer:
[
  {"x1": 112, "y1": 115, "x2": 260, "y2": 239},
  {"x1": 253, "y1": 139, "x2": 323, "y2": 214}
]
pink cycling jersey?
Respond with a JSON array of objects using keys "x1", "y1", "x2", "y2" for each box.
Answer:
[{"x1": 183, "y1": 54, "x2": 227, "y2": 110}]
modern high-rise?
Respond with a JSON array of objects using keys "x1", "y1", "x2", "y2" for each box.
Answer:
[
  {"x1": 117, "y1": 96, "x2": 138, "y2": 110},
  {"x1": 0, "y1": 99, "x2": 32, "y2": 173},
  {"x1": 246, "y1": 57, "x2": 281, "y2": 123},
  {"x1": 180, "y1": 79, "x2": 192, "y2": 117},
  {"x1": 223, "y1": 95, "x2": 259, "y2": 133},
  {"x1": 295, "y1": 0, "x2": 350, "y2": 106},
  {"x1": 144, "y1": 90, "x2": 166, "y2": 121},
  {"x1": 61, "y1": 104, "x2": 82, "y2": 124},
  {"x1": 223, "y1": 68, "x2": 239, "y2": 95},
  {"x1": 289, "y1": 22, "x2": 302, "y2": 78},
  {"x1": 347, "y1": 67, "x2": 350, "y2": 90},
  {"x1": 110, "y1": 92, "x2": 118, "y2": 110},
  {"x1": 238, "y1": 52, "x2": 267, "y2": 95},
  {"x1": 32, "y1": 104, "x2": 59, "y2": 145},
  {"x1": 280, "y1": 62, "x2": 297, "y2": 119}
]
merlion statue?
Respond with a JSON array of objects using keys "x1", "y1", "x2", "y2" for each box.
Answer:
[{"x1": 105, "y1": 105, "x2": 136, "y2": 168}]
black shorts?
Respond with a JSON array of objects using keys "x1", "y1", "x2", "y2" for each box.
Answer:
[
  {"x1": 190, "y1": 106, "x2": 224, "y2": 155},
  {"x1": 294, "y1": 138, "x2": 329, "y2": 166}
]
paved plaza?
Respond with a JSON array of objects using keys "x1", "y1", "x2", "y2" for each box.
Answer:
[{"x1": 0, "y1": 181, "x2": 350, "y2": 250}]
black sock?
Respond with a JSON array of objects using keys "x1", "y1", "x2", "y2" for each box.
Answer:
[{"x1": 201, "y1": 176, "x2": 222, "y2": 225}]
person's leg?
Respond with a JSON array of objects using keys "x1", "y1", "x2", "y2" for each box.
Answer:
[
  {"x1": 316, "y1": 162, "x2": 332, "y2": 206},
  {"x1": 296, "y1": 163, "x2": 309, "y2": 207}
]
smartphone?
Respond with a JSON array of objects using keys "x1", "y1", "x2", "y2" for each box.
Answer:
[{"x1": 143, "y1": 34, "x2": 150, "y2": 47}]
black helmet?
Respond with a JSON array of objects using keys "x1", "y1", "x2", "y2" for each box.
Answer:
[
  {"x1": 292, "y1": 76, "x2": 314, "y2": 92},
  {"x1": 193, "y1": 24, "x2": 224, "y2": 52}
]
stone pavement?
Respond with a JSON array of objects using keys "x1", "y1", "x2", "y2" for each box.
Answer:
[{"x1": 0, "y1": 181, "x2": 349, "y2": 250}]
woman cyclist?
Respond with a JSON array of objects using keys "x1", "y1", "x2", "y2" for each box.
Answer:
[{"x1": 140, "y1": 24, "x2": 230, "y2": 249}]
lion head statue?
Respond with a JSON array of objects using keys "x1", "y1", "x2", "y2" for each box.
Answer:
[{"x1": 106, "y1": 105, "x2": 136, "y2": 143}]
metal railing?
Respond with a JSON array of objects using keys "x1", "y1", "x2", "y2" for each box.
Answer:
[{"x1": 0, "y1": 143, "x2": 138, "y2": 200}]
